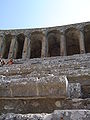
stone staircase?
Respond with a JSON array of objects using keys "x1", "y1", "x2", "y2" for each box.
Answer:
[{"x1": 0, "y1": 53, "x2": 90, "y2": 119}]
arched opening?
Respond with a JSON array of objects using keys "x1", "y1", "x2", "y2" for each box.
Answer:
[
  {"x1": 65, "y1": 28, "x2": 80, "y2": 56},
  {"x1": 2, "y1": 34, "x2": 12, "y2": 59},
  {"x1": 16, "y1": 34, "x2": 25, "y2": 59},
  {"x1": 47, "y1": 30, "x2": 60, "y2": 57},
  {"x1": 30, "y1": 31, "x2": 43, "y2": 58},
  {"x1": 84, "y1": 25, "x2": 90, "y2": 53}
]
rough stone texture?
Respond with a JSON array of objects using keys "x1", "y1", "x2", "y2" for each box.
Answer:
[
  {"x1": 0, "y1": 54, "x2": 90, "y2": 82},
  {"x1": 0, "y1": 21, "x2": 90, "y2": 119},
  {"x1": 0, "y1": 54, "x2": 90, "y2": 114},
  {"x1": 0, "y1": 98, "x2": 90, "y2": 114},
  {"x1": 0, "y1": 110, "x2": 90, "y2": 120},
  {"x1": 52, "y1": 110, "x2": 90, "y2": 120},
  {"x1": 0, "y1": 21, "x2": 90, "y2": 59},
  {"x1": 68, "y1": 83, "x2": 81, "y2": 98},
  {"x1": 82, "y1": 85, "x2": 90, "y2": 98},
  {"x1": 0, "y1": 76, "x2": 68, "y2": 98}
]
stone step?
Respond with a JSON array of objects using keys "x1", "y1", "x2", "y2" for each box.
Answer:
[
  {"x1": 0, "y1": 110, "x2": 90, "y2": 120},
  {"x1": 1, "y1": 74, "x2": 90, "y2": 99},
  {"x1": 0, "y1": 76, "x2": 68, "y2": 98},
  {"x1": 0, "y1": 54, "x2": 90, "y2": 115},
  {"x1": 0, "y1": 98, "x2": 90, "y2": 114},
  {"x1": 0, "y1": 54, "x2": 90, "y2": 77}
]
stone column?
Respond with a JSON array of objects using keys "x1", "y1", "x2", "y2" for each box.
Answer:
[
  {"x1": 27, "y1": 36, "x2": 31, "y2": 58},
  {"x1": 41, "y1": 34, "x2": 46, "y2": 57},
  {"x1": 14, "y1": 40, "x2": 18, "y2": 59},
  {"x1": 1, "y1": 35, "x2": 6, "y2": 58},
  {"x1": 22, "y1": 36, "x2": 28, "y2": 59},
  {"x1": 60, "y1": 32, "x2": 67, "y2": 56},
  {"x1": 8, "y1": 35, "x2": 16, "y2": 59},
  {"x1": 79, "y1": 31, "x2": 85, "y2": 54},
  {"x1": 0, "y1": 35, "x2": 4, "y2": 57},
  {"x1": 45, "y1": 31, "x2": 48, "y2": 57}
]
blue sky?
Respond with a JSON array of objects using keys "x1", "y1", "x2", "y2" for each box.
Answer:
[{"x1": 0, "y1": 0, "x2": 90, "y2": 29}]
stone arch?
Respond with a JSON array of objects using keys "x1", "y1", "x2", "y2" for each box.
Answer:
[
  {"x1": 30, "y1": 31, "x2": 43, "y2": 58},
  {"x1": 16, "y1": 33, "x2": 25, "y2": 59},
  {"x1": 47, "y1": 30, "x2": 60, "y2": 57},
  {"x1": 84, "y1": 25, "x2": 90, "y2": 53},
  {"x1": 65, "y1": 27, "x2": 80, "y2": 55},
  {"x1": 2, "y1": 34, "x2": 12, "y2": 59}
]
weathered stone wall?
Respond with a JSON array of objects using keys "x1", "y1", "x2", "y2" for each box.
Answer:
[{"x1": 0, "y1": 21, "x2": 90, "y2": 59}]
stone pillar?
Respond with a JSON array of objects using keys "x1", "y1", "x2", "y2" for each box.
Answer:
[
  {"x1": 60, "y1": 32, "x2": 67, "y2": 56},
  {"x1": 0, "y1": 35, "x2": 4, "y2": 57},
  {"x1": 22, "y1": 36, "x2": 28, "y2": 59},
  {"x1": 41, "y1": 34, "x2": 46, "y2": 57},
  {"x1": 45, "y1": 31, "x2": 48, "y2": 57},
  {"x1": 8, "y1": 35, "x2": 16, "y2": 59},
  {"x1": 27, "y1": 36, "x2": 31, "y2": 58},
  {"x1": 11, "y1": 36, "x2": 18, "y2": 59},
  {"x1": 1, "y1": 35, "x2": 6, "y2": 58},
  {"x1": 79, "y1": 31, "x2": 85, "y2": 54}
]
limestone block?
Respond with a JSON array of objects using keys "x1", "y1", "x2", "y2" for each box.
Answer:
[
  {"x1": 38, "y1": 76, "x2": 68, "y2": 98},
  {"x1": 0, "y1": 80, "x2": 37, "y2": 97},
  {"x1": 0, "y1": 76, "x2": 68, "y2": 98},
  {"x1": 68, "y1": 83, "x2": 81, "y2": 98}
]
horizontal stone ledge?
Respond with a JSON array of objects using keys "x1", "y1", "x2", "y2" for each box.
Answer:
[
  {"x1": 0, "y1": 97, "x2": 66, "y2": 100},
  {"x1": 0, "y1": 98, "x2": 90, "y2": 113},
  {"x1": 0, "y1": 75, "x2": 68, "y2": 98},
  {"x1": 0, "y1": 110, "x2": 90, "y2": 120}
]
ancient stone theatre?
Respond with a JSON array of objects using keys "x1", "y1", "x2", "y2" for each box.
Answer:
[{"x1": 0, "y1": 22, "x2": 90, "y2": 120}]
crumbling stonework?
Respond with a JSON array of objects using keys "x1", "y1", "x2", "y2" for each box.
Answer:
[
  {"x1": 0, "y1": 54, "x2": 90, "y2": 115},
  {"x1": 0, "y1": 21, "x2": 90, "y2": 59},
  {"x1": 0, "y1": 22, "x2": 90, "y2": 119}
]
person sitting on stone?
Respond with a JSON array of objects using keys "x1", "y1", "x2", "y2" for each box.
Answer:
[{"x1": 7, "y1": 58, "x2": 14, "y2": 65}]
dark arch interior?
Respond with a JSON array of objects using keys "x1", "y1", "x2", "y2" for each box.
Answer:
[
  {"x1": 30, "y1": 32, "x2": 42, "y2": 58},
  {"x1": 2, "y1": 34, "x2": 12, "y2": 59},
  {"x1": 84, "y1": 25, "x2": 90, "y2": 53},
  {"x1": 65, "y1": 28, "x2": 80, "y2": 56},
  {"x1": 47, "y1": 30, "x2": 60, "y2": 57},
  {"x1": 16, "y1": 34, "x2": 25, "y2": 59}
]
